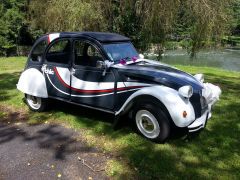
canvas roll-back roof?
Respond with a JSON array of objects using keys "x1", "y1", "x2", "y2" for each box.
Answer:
[{"x1": 47, "y1": 32, "x2": 130, "y2": 43}]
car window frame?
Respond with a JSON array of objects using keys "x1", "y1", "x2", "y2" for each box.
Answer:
[
  {"x1": 28, "y1": 36, "x2": 48, "y2": 64},
  {"x1": 43, "y1": 37, "x2": 72, "y2": 67},
  {"x1": 72, "y1": 38, "x2": 107, "y2": 71}
]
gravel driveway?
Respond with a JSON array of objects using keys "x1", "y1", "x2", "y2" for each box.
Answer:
[{"x1": 0, "y1": 108, "x2": 109, "y2": 180}]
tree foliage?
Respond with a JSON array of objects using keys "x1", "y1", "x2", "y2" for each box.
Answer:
[
  {"x1": 0, "y1": 0, "x2": 239, "y2": 57},
  {"x1": 102, "y1": 0, "x2": 233, "y2": 55},
  {"x1": 184, "y1": 0, "x2": 232, "y2": 57},
  {"x1": 0, "y1": 0, "x2": 25, "y2": 56},
  {"x1": 29, "y1": 0, "x2": 107, "y2": 32},
  {"x1": 230, "y1": 0, "x2": 240, "y2": 35}
]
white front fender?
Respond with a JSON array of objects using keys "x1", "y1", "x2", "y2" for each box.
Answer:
[
  {"x1": 115, "y1": 86, "x2": 196, "y2": 127},
  {"x1": 17, "y1": 68, "x2": 48, "y2": 98}
]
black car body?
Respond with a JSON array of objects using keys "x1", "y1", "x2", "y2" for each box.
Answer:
[{"x1": 17, "y1": 32, "x2": 221, "y2": 142}]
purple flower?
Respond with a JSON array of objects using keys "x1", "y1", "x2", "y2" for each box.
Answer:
[
  {"x1": 131, "y1": 56, "x2": 138, "y2": 62},
  {"x1": 120, "y1": 59, "x2": 126, "y2": 65}
]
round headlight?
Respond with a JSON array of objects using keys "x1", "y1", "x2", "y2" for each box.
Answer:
[
  {"x1": 194, "y1": 74, "x2": 204, "y2": 83},
  {"x1": 178, "y1": 85, "x2": 193, "y2": 98}
]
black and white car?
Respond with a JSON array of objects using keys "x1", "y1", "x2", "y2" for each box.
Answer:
[{"x1": 17, "y1": 32, "x2": 221, "y2": 142}]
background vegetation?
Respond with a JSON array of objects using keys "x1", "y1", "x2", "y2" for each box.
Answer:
[{"x1": 0, "y1": 0, "x2": 240, "y2": 57}]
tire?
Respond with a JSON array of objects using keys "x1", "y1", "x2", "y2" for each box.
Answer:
[
  {"x1": 133, "y1": 103, "x2": 171, "y2": 143},
  {"x1": 25, "y1": 94, "x2": 48, "y2": 112}
]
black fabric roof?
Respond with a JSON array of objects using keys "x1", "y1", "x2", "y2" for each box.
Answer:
[{"x1": 57, "y1": 32, "x2": 130, "y2": 42}]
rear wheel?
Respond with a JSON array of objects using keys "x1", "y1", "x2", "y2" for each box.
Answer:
[
  {"x1": 25, "y1": 94, "x2": 47, "y2": 112},
  {"x1": 133, "y1": 103, "x2": 171, "y2": 143}
]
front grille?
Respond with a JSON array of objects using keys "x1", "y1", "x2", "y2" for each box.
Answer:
[
  {"x1": 189, "y1": 93, "x2": 202, "y2": 118},
  {"x1": 200, "y1": 96, "x2": 207, "y2": 108},
  {"x1": 200, "y1": 96, "x2": 208, "y2": 114}
]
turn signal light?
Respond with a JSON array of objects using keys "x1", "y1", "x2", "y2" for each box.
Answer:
[{"x1": 183, "y1": 111, "x2": 187, "y2": 118}]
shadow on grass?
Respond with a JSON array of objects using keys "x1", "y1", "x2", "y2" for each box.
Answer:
[
  {"x1": 0, "y1": 72, "x2": 21, "y2": 102},
  {"x1": 0, "y1": 71, "x2": 240, "y2": 178},
  {"x1": 205, "y1": 73, "x2": 240, "y2": 90}
]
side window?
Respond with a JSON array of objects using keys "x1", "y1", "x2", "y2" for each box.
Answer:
[
  {"x1": 74, "y1": 40, "x2": 103, "y2": 67},
  {"x1": 49, "y1": 40, "x2": 69, "y2": 53},
  {"x1": 30, "y1": 40, "x2": 48, "y2": 62},
  {"x1": 46, "y1": 39, "x2": 71, "y2": 64},
  {"x1": 87, "y1": 45, "x2": 102, "y2": 58}
]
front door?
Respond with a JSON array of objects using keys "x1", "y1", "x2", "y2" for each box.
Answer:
[
  {"x1": 70, "y1": 39, "x2": 115, "y2": 110},
  {"x1": 43, "y1": 38, "x2": 72, "y2": 100}
]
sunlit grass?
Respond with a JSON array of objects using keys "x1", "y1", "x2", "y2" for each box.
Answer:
[{"x1": 0, "y1": 57, "x2": 240, "y2": 179}]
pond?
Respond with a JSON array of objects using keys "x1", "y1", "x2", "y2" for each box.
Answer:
[{"x1": 146, "y1": 49, "x2": 240, "y2": 72}]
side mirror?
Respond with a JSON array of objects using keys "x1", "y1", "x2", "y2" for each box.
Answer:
[
  {"x1": 96, "y1": 60, "x2": 113, "y2": 76},
  {"x1": 96, "y1": 60, "x2": 105, "y2": 69},
  {"x1": 139, "y1": 54, "x2": 144, "y2": 59},
  {"x1": 96, "y1": 60, "x2": 108, "y2": 76}
]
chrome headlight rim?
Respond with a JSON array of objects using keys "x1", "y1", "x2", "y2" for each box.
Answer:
[{"x1": 178, "y1": 85, "x2": 193, "y2": 99}]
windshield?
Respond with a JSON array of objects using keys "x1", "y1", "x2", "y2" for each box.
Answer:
[{"x1": 103, "y1": 42, "x2": 139, "y2": 63}]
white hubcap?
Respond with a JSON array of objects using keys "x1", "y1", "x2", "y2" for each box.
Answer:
[
  {"x1": 26, "y1": 95, "x2": 41, "y2": 110},
  {"x1": 136, "y1": 110, "x2": 160, "y2": 139}
]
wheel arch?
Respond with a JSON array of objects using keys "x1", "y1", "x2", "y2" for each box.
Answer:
[
  {"x1": 118, "y1": 94, "x2": 174, "y2": 125},
  {"x1": 17, "y1": 68, "x2": 48, "y2": 98},
  {"x1": 115, "y1": 86, "x2": 196, "y2": 127}
]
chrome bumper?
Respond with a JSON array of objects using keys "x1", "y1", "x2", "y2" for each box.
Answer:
[{"x1": 188, "y1": 109, "x2": 211, "y2": 132}]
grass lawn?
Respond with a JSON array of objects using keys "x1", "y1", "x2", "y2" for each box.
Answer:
[{"x1": 0, "y1": 57, "x2": 240, "y2": 179}]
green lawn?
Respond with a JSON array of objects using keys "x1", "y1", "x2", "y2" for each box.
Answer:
[{"x1": 0, "y1": 57, "x2": 240, "y2": 179}]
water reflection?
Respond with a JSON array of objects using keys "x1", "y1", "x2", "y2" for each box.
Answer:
[{"x1": 147, "y1": 49, "x2": 240, "y2": 72}]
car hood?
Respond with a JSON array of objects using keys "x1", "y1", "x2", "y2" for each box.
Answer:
[{"x1": 114, "y1": 59, "x2": 203, "y2": 92}]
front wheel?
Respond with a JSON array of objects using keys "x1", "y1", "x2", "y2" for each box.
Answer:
[
  {"x1": 133, "y1": 103, "x2": 171, "y2": 143},
  {"x1": 25, "y1": 94, "x2": 48, "y2": 112}
]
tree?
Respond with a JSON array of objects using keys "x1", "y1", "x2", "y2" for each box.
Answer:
[
  {"x1": 15, "y1": 0, "x2": 238, "y2": 57},
  {"x1": 0, "y1": 0, "x2": 25, "y2": 56},
  {"x1": 100, "y1": 0, "x2": 232, "y2": 57},
  {"x1": 29, "y1": 0, "x2": 107, "y2": 33},
  {"x1": 230, "y1": 0, "x2": 240, "y2": 35},
  {"x1": 184, "y1": 0, "x2": 232, "y2": 57}
]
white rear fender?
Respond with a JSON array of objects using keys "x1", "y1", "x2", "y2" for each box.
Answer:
[
  {"x1": 17, "y1": 68, "x2": 48, "y2": 98},
  {"x1": 115, "y1": 86, "x2": 196, "y2": 127}
]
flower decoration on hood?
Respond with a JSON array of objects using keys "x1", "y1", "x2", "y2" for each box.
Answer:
[
  {"x1": 131, "y1": 56, "x2": 138, "y2": 62},
  {"x1": 119, "y1": 59, "x2": 127, "y2": 65}
]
